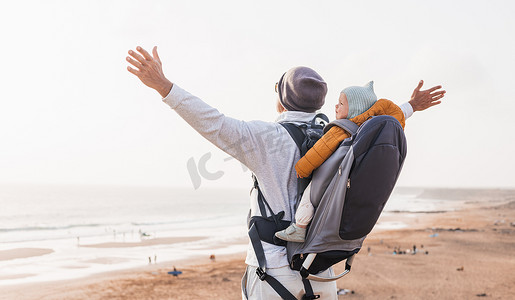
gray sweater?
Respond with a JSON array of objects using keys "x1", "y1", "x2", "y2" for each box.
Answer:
[{"x1": 163, "y1": 84, "x2": 413, "y2": 268}]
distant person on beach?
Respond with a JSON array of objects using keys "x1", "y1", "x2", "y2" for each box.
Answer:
[
  {"x1": 126, "y1": 46, "x2": 445, "y2": 299},
  {"x1": 275, "y1": 81, "x2": 410, "y2": 242}
]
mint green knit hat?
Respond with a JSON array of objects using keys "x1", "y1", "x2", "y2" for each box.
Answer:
[{"x1": 342, "y1": 81, "x2": 377, "y2": 119}]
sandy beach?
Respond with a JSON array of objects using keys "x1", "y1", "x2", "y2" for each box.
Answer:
[{"x1": 1, "y1": 188, "x2": 514, "y2": 299}]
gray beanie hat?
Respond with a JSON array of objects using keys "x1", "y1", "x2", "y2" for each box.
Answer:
[
  {"x1": 278, "y1": 66, "x2": 327, "y2": 113},
  {"x1": 342, "y1": 81, "x2": 377, "y2": 119}
]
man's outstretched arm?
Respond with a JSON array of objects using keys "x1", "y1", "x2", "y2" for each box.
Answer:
[{"x1": 125, "y1": 46, "x2": 282, "y2": 175}]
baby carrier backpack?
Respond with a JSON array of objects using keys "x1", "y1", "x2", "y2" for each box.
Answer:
[{"x1": 248, "y1": 115, "x2": 407, "y2": 299}]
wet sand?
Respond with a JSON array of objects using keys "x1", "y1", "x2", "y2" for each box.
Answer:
[
  {"x1": 1, "y1": 189, "x2": 515, "y2": 299},
  {"x1": 0, "y1": 248, "x2": 54, "y2": 261},
  {"x1": 79, "y1": 236, "x2": 207, "y2": 248}
]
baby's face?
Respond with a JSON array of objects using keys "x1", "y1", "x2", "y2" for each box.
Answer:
[{"x1": 335, "y1": 93, "x2": 349, "y2": 119}]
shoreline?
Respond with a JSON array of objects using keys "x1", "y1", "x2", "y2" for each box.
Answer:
[
  {"x1": 0, "y1": 235, "x2": 249, "y2": 288},
  {"x1": 0, "y1": 251, "x2": 248, "y2": 300},
  {"x1": 1, "y1": 195, "x2": 514, "y2": 299}
]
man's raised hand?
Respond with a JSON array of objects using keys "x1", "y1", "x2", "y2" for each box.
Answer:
[
  {"x1": 409, "y1": 80, "x2": 446, "y2": 112},
  {"x1": 127, "y1": 46, "x2": 173, "y2": 98}
]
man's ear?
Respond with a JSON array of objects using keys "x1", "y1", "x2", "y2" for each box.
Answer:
[{"x1": 276, "y1": 99, "x2": 287, "y2": 113}]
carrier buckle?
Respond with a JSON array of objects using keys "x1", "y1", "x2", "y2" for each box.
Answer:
[
  {"x1": 302, "y1": 295, "x2": 320, "y2": 300},
  {"x1": 256, "y1": 267, "x2": 267, "y2": 281}
]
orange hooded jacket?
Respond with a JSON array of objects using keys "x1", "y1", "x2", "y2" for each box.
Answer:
[{"x1": 295, "y1": 99, "x2": 406, "y2": 178}]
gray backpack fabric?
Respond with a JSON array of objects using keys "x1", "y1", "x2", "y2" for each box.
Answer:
[{"x1": 288, "y1": 115, "x2": 407, "y2": 281}]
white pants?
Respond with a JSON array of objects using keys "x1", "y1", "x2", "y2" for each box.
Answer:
[
  {"x1": 242, "y1": 265, "x2": 337, "y2": 300},
  {"x1": 295, "y1": 183, "x2": 315, "y2": 226}
]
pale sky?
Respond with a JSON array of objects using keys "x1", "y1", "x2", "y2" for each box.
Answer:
[{"x1": 1, "y1": 0, "x2": 514, "y2": 189}]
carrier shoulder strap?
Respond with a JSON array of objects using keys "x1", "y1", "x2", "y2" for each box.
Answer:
[
  {"x1": 281, "y1": 123, "x2": 313, "y2": 197},
  {"x1": 252, "y1": 174, "x2": 277, "y2": 219},
  {"x1": 281, "y1": 122, "x2": 306, "y2": 153},
  {"x1": 281, "y1": 113, "x2": 329, "y2": 203},
  {"x1": 281, "y1": 122, "x2": 310, "y2": 205}
]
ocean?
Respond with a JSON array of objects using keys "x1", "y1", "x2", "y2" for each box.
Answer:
[
  {"x1": 0, "y1": 184, "x2": 471, "y2": 286},
  {"x1": 0, "y1": 184, "x2": 250, "y2": 285}
]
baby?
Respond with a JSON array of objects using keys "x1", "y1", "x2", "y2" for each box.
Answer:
[{"x1": 275, "y1": 81, "x2": 406, "y2": 242}]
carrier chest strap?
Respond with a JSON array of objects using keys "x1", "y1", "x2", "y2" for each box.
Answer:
[
  {"x1": 253, "y1": 180, "x2": 284, "y2": 230},
  {"x1": 258, "y1": 188, "x2": 277, "y2": 219}
]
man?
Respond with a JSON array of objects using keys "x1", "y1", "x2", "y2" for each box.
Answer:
[{"x1": 126, "y1": 46, "x2": 445, "y2": 299}]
